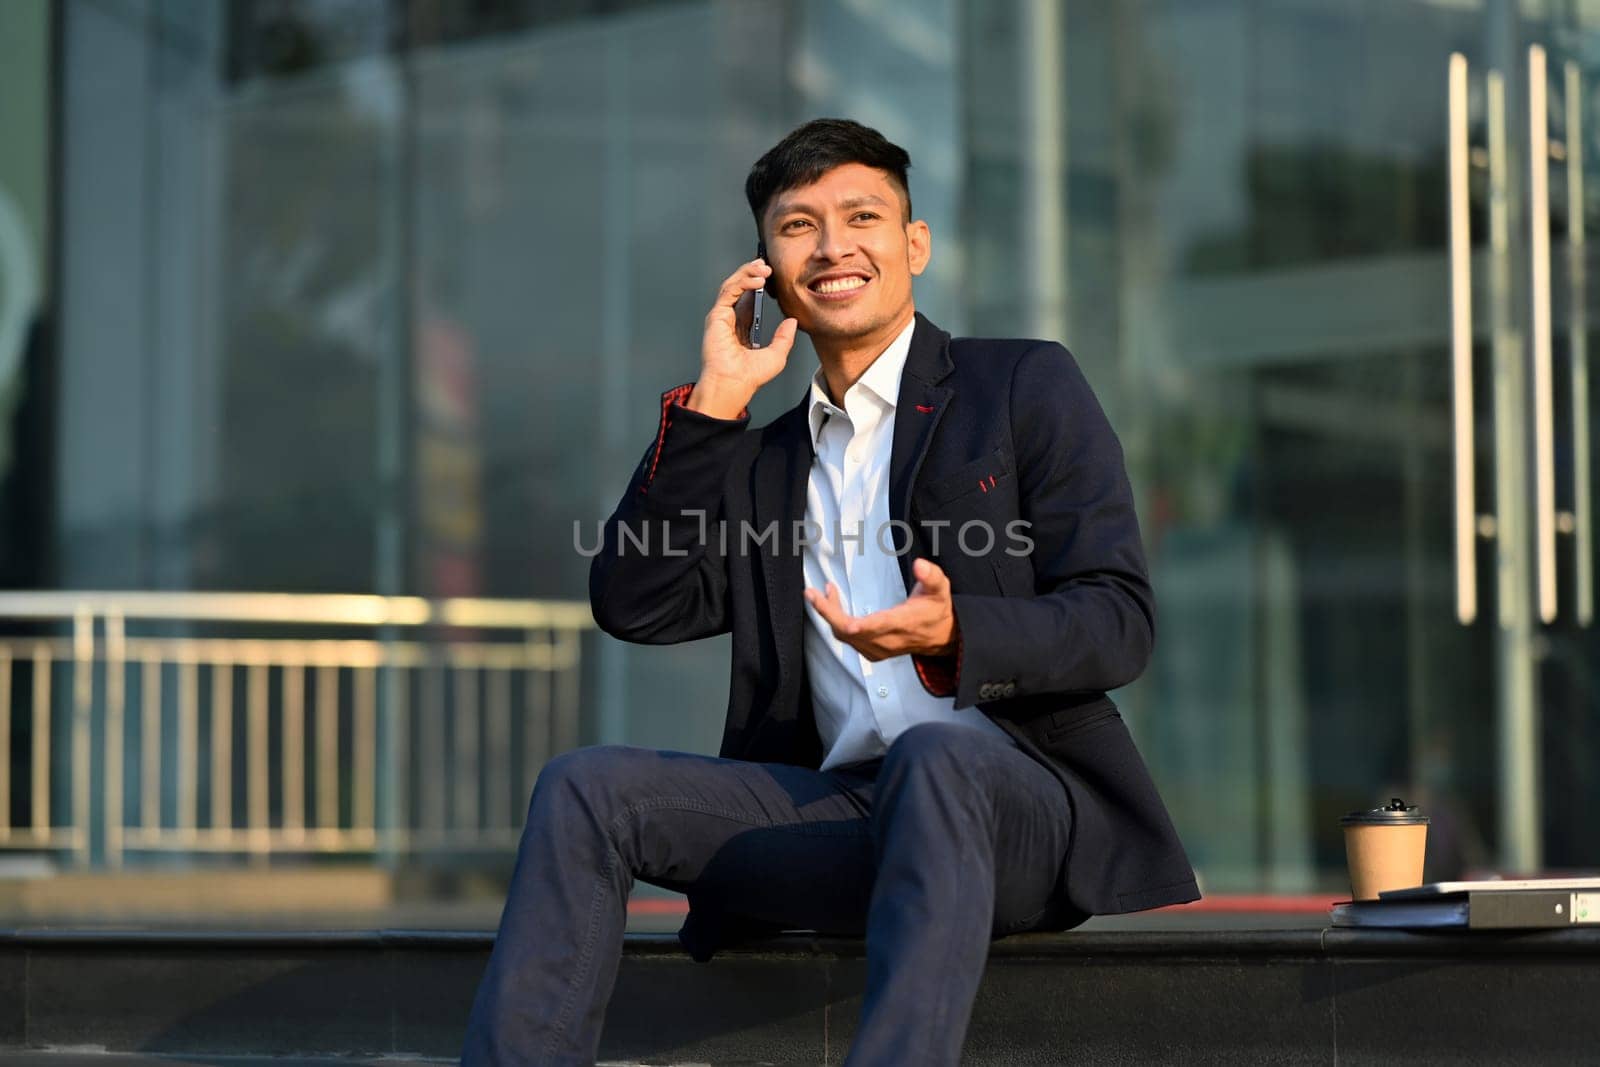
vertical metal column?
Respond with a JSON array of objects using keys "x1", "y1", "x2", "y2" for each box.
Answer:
[
  {"x1": 1021, "y1": 0, "x2": 1066, "y2": 343},
  {"x1": 1564, "y1": 59, "x2": 1593, "y2": 626},
  {"x1": 1485, "y1": 1, "x2": 1540, "y2": 872},
  {"x1": 595, "y1": 29, "x2": 634, "y2": 748},
  {"x1": 378, "y1": 17, "x2": 418, "y2": 870}
]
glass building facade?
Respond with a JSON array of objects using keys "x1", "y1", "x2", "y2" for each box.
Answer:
[{"x1": 3, "y1": 0, "x2": 1599, "y2": 898}]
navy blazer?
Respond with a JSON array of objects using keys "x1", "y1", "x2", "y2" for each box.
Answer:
[{"x1": 590, "y1": 311, "x2": 1199, "y2": 958}]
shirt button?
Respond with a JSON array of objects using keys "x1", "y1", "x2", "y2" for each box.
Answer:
[
  {"x1": 848, "y1": 448, "x2": 861, "y2": 462},
  {"x1": 876, "y1": 685, "x2": 889, "y2": 698}
]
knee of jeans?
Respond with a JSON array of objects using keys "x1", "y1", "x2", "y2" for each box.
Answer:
[
  {"x1": 528, "y1": 743, "x2": 635, "y2": 819},
  {"x1": 882, "y1": 722, "x2": 974, "y2": 776}
]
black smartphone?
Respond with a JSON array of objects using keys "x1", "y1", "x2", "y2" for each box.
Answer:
[{"x1": 751, "y1": 242, "x2": 767, "y2": 349}]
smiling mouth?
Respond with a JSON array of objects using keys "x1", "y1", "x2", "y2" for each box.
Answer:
[{"x1": 809, "y1": 276, "x2": 871, "y2": 300}]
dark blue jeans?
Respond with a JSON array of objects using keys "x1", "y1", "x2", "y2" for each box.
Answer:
[{"x1": 460, "y1": 720, "x2": 1086, "y2": 1066}]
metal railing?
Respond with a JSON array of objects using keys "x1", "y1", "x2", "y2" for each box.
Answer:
[{"x1": 0, "y1": 592, "x2": 593, "y2": 867}]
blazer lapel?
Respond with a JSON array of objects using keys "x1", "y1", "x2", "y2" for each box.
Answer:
[
  {"x1": 888, "y1": 312, "x2": 955, "y2": 593},
  {"x1": 752, "y1": 397, "x2": 813, "y2": 685}
]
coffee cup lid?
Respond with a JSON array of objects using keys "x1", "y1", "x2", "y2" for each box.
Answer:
[{"x1": 1340, "y1": 797, "x2": 1429, "y2": 826}]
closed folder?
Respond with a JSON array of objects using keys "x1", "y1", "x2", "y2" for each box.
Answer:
[
  {"x1": 1466, "y1": 889, "x2": 1598, "y2": 928},
  {"x1": 1331, "y1": 877, "x2": 1600, "y2": 928}
]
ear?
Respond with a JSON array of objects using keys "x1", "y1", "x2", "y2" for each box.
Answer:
[{"x1": 906, "y1": 219, "x2": 932, "y2": 277}]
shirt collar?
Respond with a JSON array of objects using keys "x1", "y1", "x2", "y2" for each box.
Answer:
[{"x1": 806, "y1": 315, "x2": 917, "y2": 451}]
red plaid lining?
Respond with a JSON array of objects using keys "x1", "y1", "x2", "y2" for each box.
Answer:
[
  {"x1": 640, "y1": 383, "x2": 695, "y2": 493},
  {"x1": 639, "y1": 382, "x2": 749, "y2": 493},
  {"x1": 912, "y1": 627, "x2": 962, "y2": 697}
]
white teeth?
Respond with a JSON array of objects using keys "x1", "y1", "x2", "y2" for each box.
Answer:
[{"x1": 814, "y1": 276, "x2": 867, "y2": 294}]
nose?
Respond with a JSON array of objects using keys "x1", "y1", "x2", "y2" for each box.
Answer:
[{"x1": 811, "y1": 220, "x2": 859, "y2": 264}]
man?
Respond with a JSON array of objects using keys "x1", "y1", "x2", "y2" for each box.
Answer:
[{"x1": 462, "y1": 118, "x2": 1198, "y2": 1066}]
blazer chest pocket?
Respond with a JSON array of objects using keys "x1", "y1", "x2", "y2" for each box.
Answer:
[{"x1": 916, "y1": 446, "x2": 1015, "y2": 508}]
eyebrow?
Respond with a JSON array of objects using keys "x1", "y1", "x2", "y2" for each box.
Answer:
[{"x1": 769, "y1": 193, "x2": 892, "y2": 219}]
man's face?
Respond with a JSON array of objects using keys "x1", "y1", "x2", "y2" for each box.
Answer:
[{"x1": 761, "y1": 162, "x2": 931, "y2": 343}]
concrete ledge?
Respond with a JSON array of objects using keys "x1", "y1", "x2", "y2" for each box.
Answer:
[{"x1": 0, "y1": 927, "x2": 1597, "y2": 1064}]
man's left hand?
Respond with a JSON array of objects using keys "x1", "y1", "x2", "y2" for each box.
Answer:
[{"x1": 804, "y1": 557, "x2": 958, "y2": 661}]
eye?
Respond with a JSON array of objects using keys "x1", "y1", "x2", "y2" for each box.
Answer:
[
  {"x1": 853, "y1": 212, "x2": 880, "y2": 222},
  {"x1": 782, "y1": 219, "x2": 810, "y2": 232}
]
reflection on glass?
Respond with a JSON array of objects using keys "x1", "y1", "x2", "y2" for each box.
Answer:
[{"x1": 27, "y1": 0, "x2": 1600, "y2": 911}]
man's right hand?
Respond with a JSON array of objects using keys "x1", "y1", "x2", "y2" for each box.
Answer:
[{"x1": 687, "y1": 259, "x2": 799, "y2": 419}]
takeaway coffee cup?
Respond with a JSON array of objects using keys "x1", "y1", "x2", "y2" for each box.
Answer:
[{"x1": 1340, "y1": 798, "x2": 1429, "y2": 900}]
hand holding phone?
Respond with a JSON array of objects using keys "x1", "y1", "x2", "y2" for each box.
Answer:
[
  {"x1": 689, "y1": 254, "x2": 798, "y2": 419},
  {"x1": 749, "y1": 241, "x2": 771, "y2": 348}
]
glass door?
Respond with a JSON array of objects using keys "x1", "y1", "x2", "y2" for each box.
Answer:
[
  {"x1": 1517, "y1": 7, "x2": 1600, "y2": 876},
  {"x1": 1123, "y1": 0, "x2": 1514, "y2": 891},
  {"x1": 959, "y1": 0, "x2": 1600, "y2": 891}
]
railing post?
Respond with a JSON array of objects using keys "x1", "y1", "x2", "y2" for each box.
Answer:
[
  {"x1": 316, "y1": 664, "x2": 339, "y2": 844},
  {"x1": 212, "y1": 658, "x2": 233, "y2": 851},
  {"x1": 105, "y1": 611, "x2": 126, "y2": 868},
  {"x1": 0, "y1": 649, "x2": 10, "y2": 842},
  {"x1": 31, "y1": 641, "x2": 50, "y2": 845},
  {"x1": 283, "y1": 655, "x2": 305, "y2": 848},
  {"x1": 140, "y1": 653, "x2": 162, "y2": 850},
  {"x1": 354, "y1": 664, "x2": 376, "y2": 847},
  {"x1": 385, "y1": 656, "x2": 411, "y2": 860},
  {"x1": 72, "y1": 605, "x2": 93, "y2": 867},
  {"x1": 454, "y1": 658, "x2": 479, "y2": 834},
  {"x1": 247, "y1": 657, "x2": 270, "y2": 866},
  {"x1": 177, "y1": 651, "x2": 198, "y2": 846}
]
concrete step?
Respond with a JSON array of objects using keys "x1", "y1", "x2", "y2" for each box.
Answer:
[{"x1": 3, "y1": 926, "x2": 1599, "y2": 1064}]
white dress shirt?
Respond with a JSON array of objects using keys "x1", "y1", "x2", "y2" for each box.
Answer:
[{"x1": 801, "y1": 316, "x2": 1016, "y2": 770}]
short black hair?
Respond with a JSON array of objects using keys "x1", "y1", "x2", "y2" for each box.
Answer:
[{"x1": 745, "y1": 118, "x2": 913, "y2": 241}]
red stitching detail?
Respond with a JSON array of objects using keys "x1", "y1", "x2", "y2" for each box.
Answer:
[
  {"x1": 989, "y1": 474, "x2": 997, "y2": 487},
  {"x1": 915, "y1": 403, "x2": 935, "y2": 413},
  {"x1": 979, "y1": 480, "x2": 987, "y2": 493}
]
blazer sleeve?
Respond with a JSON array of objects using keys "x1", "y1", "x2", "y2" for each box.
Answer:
[
  {"x1": 940, "y1": 342, "x2": 1157, "y2": 710},
  {"x1": 588, "y1": 383, "x2": 749, "y2": 644}
]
